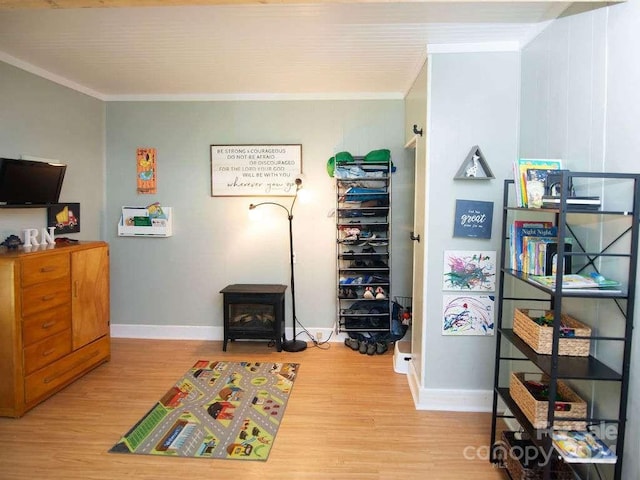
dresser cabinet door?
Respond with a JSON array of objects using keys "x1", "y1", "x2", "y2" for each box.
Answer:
[{"x1": 71, "y1": 246, "x2": 110, "y2": 350}]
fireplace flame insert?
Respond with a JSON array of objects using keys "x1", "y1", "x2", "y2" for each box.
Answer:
[{"x1": 220, "y1": 284, "x2": 287, "y2": 351}]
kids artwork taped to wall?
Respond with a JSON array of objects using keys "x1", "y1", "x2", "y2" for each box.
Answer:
[
  {"x1": 442, "y1": 294, "x2": 494, "y2": 336},
  {"x1": 137, "y1": 148, "x2": 157, "y2": 194},
  {"x1": 442, "y1": 250, "x2": 496, "y2": 292}
]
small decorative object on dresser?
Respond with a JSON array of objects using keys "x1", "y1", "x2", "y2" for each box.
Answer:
[{"x1": 1, "y1": 234, "x2": 23, "y2": 249}]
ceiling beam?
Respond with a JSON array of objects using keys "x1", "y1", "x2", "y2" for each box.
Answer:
[{"x1": 0, "y1": 0, "x2": 615, "y2": 9}]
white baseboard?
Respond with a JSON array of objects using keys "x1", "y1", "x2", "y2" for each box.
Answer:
[
  {"x1": 110, "y1": 324, "x2": 343, "y2": 343},
  {"x1": 403, "y1": 360, "x2": 491, "y2": 412},
  {"x1": 415, "y1": 387, "x2": 493, "y2": 412},
  {"x1": 407, "y1": 380, "x2": 492, "y2": 412}
]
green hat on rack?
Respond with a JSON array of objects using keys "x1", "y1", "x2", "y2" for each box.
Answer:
[
  {"x1": 364, "y1": 149, "x2": 395, "y2": 171},
  {"x1": 364, "y1": 149, "x2": 391, "y2": 163},
  {"x1": 326, "y1": 151, "x2": 354, "y2": 177}
]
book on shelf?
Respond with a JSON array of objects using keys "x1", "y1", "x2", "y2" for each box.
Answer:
[
  {"x1": 512, "y1": 158, "x2": 563, "y2": 207},
  {"x1": 510, "y1": 221, "x2": 555, "y2": 271},
  {"x1": 551, "y1": 430, "x2": 617, "y2": 464},
  {"x1": 520, "y1": 237, "x2": 572, "y2": 275},
  {"x1": 530, "y1": 274, "x2": 622, "y2": 291}
]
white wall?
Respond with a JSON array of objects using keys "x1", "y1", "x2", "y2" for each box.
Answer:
[
  {"x1": 0, "y1": 62, "x2": 105, "y2": 241},
  {"x1": 422, "y1": 51, "x2": 520, "y2": 396},
  {"x1": 105, "y1": 100, "x2": 415, "y2": 338},
  {"x1": 520, "y1": 2, "x2": 640, "y2": 477}
]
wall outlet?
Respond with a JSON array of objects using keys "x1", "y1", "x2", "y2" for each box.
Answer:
[{"x1": 315, "y1": 331, "x2": 323, "y2": 341}]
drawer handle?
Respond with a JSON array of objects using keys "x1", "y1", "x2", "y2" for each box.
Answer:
[
  {"x1": 43, "y1": 351, "x2": 100, "y2": 384},
  {"x1": 41, "y1": 295, "x2": 55, "y2": 302},
  {"x1": 43, "y1": 348, "x2": 56, "y2": 357},
  {"x1": 40, "y1": 266, "x2": 56, "y2": 273},
  {"x1": 42, "y1": 321, "x2": 56, "y2": 329}
]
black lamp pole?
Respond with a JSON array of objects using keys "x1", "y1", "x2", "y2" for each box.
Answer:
[{"x1": 249, "y1": 178, "x2": 307, "y2": 352}]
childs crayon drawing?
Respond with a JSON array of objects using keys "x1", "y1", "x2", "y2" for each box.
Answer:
[
  {"x1": 137, "y1": 147, "x2": 157, "y2": 194},
  {"x1": 443, "y1": 250, "x2": 496, "y2": 291},
  {"x1": 442, "y1": 295, "x2": 495, "y2": 336}
]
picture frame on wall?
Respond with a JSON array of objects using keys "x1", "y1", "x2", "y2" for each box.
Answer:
[
  {"x1": 210, "y1": 144, "x2": 302, "y2": 197},
  {"x1": 47, "y1": 203, "x2": 80, "y2": 235},
  {"x1": 453, "y1": 199, "x2": 494, "y2": 239}
]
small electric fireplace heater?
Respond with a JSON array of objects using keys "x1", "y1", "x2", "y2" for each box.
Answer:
[{"x1": 220, "y1": 284, "x2": 287, "y2": 351}]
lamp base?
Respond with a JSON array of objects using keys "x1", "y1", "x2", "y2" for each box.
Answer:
[{"x1": 282, "y1": 338, "x2": 307, "y2": 352}]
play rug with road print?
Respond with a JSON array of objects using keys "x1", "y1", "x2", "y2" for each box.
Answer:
[{"x1": 109, "y1": 360, "x2": 299, "y2": 460}]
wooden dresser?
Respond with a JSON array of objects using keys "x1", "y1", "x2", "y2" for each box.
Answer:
[{"x1": 0, "y1": 241, "x2": 110, "y2": 417}]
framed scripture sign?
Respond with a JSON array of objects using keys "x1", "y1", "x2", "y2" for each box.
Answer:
[
  {"x1": 211, "y1": 144, "x2": 302, "y2": 197},
  {"x1": 453, "y1": 199, "x2": 493, "y2": 239}
]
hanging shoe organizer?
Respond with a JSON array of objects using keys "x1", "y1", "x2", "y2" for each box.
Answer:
[{"x1": 334, "y1": 153, "x2": 392, "y2": 335}]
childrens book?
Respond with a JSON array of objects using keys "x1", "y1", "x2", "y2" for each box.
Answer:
[
  {"x1": 511, "y1": 221, "x2": 556, "y2": 271},
  {"x1": 530, "y1": 274, "x2": 599, "y2": 289},
  {"x1": 521, "y1": 237, "x2": 571, "y2": 275},
  {"x1": 551, "y1": 430, "x2": 617, "y2": 464},
  {"x1": 514, "y1": 158, "x2": 563, "y2": 207}
]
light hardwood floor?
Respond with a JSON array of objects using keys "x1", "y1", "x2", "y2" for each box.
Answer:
[{"x1": 0, "y1": 338, "x2": 505, "y2": 480}]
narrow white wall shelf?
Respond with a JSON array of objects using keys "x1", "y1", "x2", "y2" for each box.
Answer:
[{"x1": 118, "y1": 206, "x2": 173, "y2": 237}]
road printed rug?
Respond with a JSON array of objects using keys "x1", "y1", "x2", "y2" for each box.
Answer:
[{"x1": 109, "y1": 360, "x2": 299, "y2": 461}]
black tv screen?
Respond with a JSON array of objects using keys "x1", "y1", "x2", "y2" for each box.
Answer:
[{"x1": 0, "y1": 158, "x2": 67, "y2": 205}]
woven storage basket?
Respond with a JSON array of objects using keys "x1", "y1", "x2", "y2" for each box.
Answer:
[
  {"x1": 510, "y1": 372, "x2": 587, "y2": 430},
  {"x1": 513, "y1": 308, "x2": 591, "y2": 356},
  {"x1": 500, "y1": 431, "x2": 573, "y2": 480}
]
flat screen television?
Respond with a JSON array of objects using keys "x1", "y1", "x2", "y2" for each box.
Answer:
[{"x1": 0, "y1": 158, "x2": 67, "y2": 205}]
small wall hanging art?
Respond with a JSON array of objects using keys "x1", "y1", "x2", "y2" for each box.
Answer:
[
  {"x1": 453, "y1": 199, "x2": 494, "y2": 239},
  {"x1": 137, "y1": 147, "x2": 157, "y2": 194},
  {"x1": 443, "y1": 250, "x2": 496, "y2": 292},
  {"x1": 454, "y1": 145, "x2": 494, "y2": 180},
  {"x1": 442, "y1": 294, "x2": 495, "y2": 336},
  {"x1": 47, "y1": 203, "x2": 80, "y2": 234}
]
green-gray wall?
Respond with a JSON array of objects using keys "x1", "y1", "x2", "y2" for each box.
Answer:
[
  {"x1": 105, "y1": 100, "x2": 415, "y2": 337},
  {"x1": 0, "y1": 62, "x2": 105, "y2": 240}
]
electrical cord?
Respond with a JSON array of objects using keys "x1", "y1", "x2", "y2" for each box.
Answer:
[{"x1": 293, "y1": 316, "x2": 333, "y2": 349}]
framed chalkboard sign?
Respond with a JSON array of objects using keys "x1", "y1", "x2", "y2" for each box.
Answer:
[
  {"x1": 211, "y1": 144, "x2": 302, "y2": 197},
  {"x1": 453, "y1": 199, "x2": 493, "y2": 239}
]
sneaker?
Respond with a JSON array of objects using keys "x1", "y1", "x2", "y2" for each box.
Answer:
[
  {"x1": 344, "y1": 338, "x2": 359, "y2": 350},
  {"x1": 359, "y1": 340, "x2": 368, "y2": 354},
  {"x1": 375, "y1": 287, "x2": 386, "y2": 299},
  {"x1": 375, "y1": 342, "x2": 388, "y2": 354},
  {"x1": 366, "y1": 343, "x2": 376, "y2": 355},
  {"x1": 363, "y1": 286, "x2": 374, "y2": 299}
]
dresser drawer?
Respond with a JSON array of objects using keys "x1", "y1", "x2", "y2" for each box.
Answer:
[
  {"x1": 22, "y1": 253, "x2": 70, "y2": 288},
  {"x1": 23, "y1": 330, "x2": 71, "y2": 375},
  {"x1": 22, "y1": 277, "x2": 70, "y2": 317},
  {"x1": 23, "y1": 305, "x2": 72, "y2": 346},
  {"x1": 25, "y1": 335, "x2": 110, "y2": 406}
]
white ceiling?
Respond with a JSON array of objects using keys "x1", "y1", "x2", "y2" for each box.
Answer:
[{"x1": 0, "y1": 2, "x2": 580, "y2": 100}]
